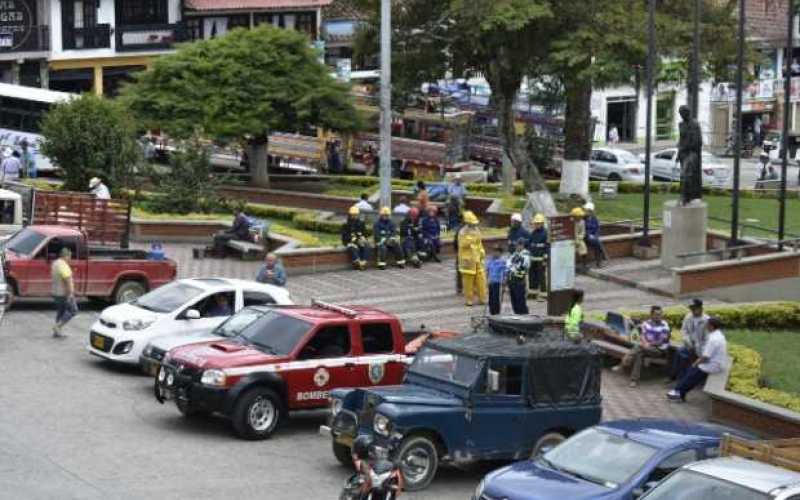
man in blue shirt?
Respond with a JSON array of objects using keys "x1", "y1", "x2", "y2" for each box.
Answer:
[
  {"x1": 213, "y1": 207, "x2": 252, "y2": 257},
  {"x1": 485, "y1": 245, "x2": 507, "y2": 315},
  {"x1": 256, "y1": 253, "x2": 287, "y2": 286},
  {"x1": 447, "y1": 174, "x2": 467, "y2": 205},
  {"x1": 583, "y1": 202, "x2": 607, "y2": 268}
]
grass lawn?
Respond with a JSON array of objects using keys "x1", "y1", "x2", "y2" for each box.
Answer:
[{"x1": 727, "y1": 330, "x2": 800, "y2": 396}]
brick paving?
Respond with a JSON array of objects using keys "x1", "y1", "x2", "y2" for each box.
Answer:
[{"x1": 135, "y1": 242, "x2": 710, "y2": 422}]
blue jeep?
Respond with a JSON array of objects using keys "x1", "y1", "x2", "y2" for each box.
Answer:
[{"x1": 323, "y1": 333, "x2": 604, "y2": 491}]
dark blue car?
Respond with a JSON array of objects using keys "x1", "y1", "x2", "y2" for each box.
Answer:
[{"x1": 474, "y1": 419, "x2": 749, "y2": 500}]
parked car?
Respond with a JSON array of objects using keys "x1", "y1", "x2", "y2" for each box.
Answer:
[
  {"x1": 324, "y1": 333, "x2": 603, "y2": 491},
  {"x1": 640, "y1": 456, "x2": 800, "y2": 499},
  {"x1": 649, "y1": 149, "x2": 730, "y2": 186},
  {"x1": 155, "y1": 301, "x2": 427, "y2": 440},
  {"x1": 89, "y1": 278, "x2": 292, "y2": 367},
  {"x1": 0, "y1": 188, "x2": 23, "y2": 242},
  {"x1": 0, "y1": 254, "x2": 7, "y2": 308},
  {"x1": 474, "y1": 419, "x2": 749, "y2": 500},
  {"x1": 589, "y1": 148, "x2": 646, "y2": 183},
  {"x1": 2, "y1": 226, "x2": 176, "y2": 306}
]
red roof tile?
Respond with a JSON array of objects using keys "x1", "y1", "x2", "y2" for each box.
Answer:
[{"x1": 186, "y1": 0, "x2": 332, "y2": 11}]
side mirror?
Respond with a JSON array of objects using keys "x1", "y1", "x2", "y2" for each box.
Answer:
[
  {"x1": 487, "y1": 369, "x2": 500, "y2": 393},
  {"x1": 185, "y1": 309, "x2": 201, "y2": 320},
  {"x1": 633, "y1": 481, "x2": 659, "y2": 498}
]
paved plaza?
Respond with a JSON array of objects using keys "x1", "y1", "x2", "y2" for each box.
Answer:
[{"x1": 0, "y1": 257, "x2": 708, "y2": 500}]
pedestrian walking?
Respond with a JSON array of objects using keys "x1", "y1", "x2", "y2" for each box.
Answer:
[
  {"x1": 485, "y1": 245, "x2": 507, "y2": 316},
  {"x1": 507, "y1": 239, "x2": 530, "y2": 315},
  {"x1": 528, "y1": 213, "x2": 548, "y2": 300},
  {"x1": 19, "y1": 139, "x2": 35, "y2": 178},
  {"x1": 608, "y1": 125, "x2": 620, "y2": 144},
  {"x1": 255, "y1": 253, "x2": 287, "y2": 286},
  {"x1": 458, "y1": 211, "x2": 487, "y2": 306},
  {"x1": 565, "y1": 289, "x2": 584, "y2": 342},
  {"x1": 668, "y1": 317, "x2": 728, "y2": 402},
  {"x1": 614, "y1": 305, "x2": 671, "y2": 387},
  {"x1": 51, "y1": 247, "x2": 77, "y2": 338},
  {"x1": 668, "y1": 298, "x2": 709, "y2": 382},
  {"x1": 342, "y1": 206, "x2": 369, "y2": 270},
  {"x1": 1, "y1": 149, "x2": 21, "y2": 185}
]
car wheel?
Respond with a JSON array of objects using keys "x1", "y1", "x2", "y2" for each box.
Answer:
[
  {"x1": 531, "y1": 431, "x2": 566, "y2": 458},
  {"x1": 333, "y1": 441, "x2": 353, "y2": 467},
  {"x1": 397, "y1": 434, "x2": 439, "y2": 492},
  {"x1": 232, "y1": 387, "x2": 284, "y2": 440},
  {"x1": 114, "y1": 281, "x2": 147, "y2": 304},
  {"x1": 608, "y1": 173, "x2": 622, "y2": 181}
]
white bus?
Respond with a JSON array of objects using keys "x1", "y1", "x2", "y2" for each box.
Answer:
[{"x1": 0, "y1": 83, "x2": 75, "y2": 174}]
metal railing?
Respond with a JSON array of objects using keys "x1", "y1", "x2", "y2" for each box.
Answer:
[
  {"x1": 676, "y1": 237, "x2": 800, "y2": 262},
  {"x1": 116, "y1": 23, "x2": 187, "y2": 52}
]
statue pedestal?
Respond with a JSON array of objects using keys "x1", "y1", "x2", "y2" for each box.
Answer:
[{"x1": 660, "y1": 200, "x2": 708, "y2": 268}]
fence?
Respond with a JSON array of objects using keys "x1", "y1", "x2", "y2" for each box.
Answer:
[{"x1": 32, "y1": 191, "x2": 132, "y2": 248}]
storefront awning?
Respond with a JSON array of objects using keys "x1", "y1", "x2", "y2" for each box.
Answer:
[{"x1": 186, "y1": 0, "x2": 332, "y2": 11}]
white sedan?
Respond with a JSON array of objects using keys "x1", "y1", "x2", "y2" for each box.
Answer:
[
  {"x1": 650, "y1": 148, "x2": 731, "y2": 186},
  {"x1": 589, "y1": 148, "x2": 646, "y2": 183},
  {"x1": 87, "y1": 278, "x2": 292, "y2": 366}
]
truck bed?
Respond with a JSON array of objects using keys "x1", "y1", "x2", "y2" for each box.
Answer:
[{"x1": 88, "y1": 246, "x2": 150, "y2": 260}]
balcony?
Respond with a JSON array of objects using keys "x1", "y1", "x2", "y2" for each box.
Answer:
[
  {"x1": 0, "y1": 26, "x2": 50, "y2": 53},
  {"x1": 63, "y1": 24, "x2": 112, "y2": 50},
  {"x1": 116, "y1": 24, "x2": 188, "y2": 52}
]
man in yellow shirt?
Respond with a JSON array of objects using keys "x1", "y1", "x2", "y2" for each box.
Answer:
[
  {"x1": 51, "y1": 247, "x2": 76, "y2": 338},
  {"x1": 458, "y1": 211, "x2": 488, "y2": 306}
]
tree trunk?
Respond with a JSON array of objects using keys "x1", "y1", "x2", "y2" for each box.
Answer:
[
  {"x1": 249, "y1": 136, "x2": 270, "y2": 188},
  {"x1": 561, "y1": 76, "x2": 592, "y2": 197}
]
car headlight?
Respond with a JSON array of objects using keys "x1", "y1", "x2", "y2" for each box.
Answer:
[
  {"x1": 474, "y1": 479, "x2": 486, "y2": 499},
  {"x1": 373, "y1": 414, "x2": 391, "y2": 436},
  {"x1": 200, "y1": 369, "x2": 226, "y2": 387},
  {"x1": 331, "y1": 398, "x2": 343, "y2": 416},
  {"x1": 122, "y1": 319, "x2": 155, "y2": 331}
]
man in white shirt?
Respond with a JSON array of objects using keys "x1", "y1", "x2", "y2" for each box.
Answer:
[
  {"x1": 667, "y1": 317, "x2": 727, "y2": 402},
  {"x1": 392, "y1": 196, "x2": 411, "y2": 215},
  {"x1": 89, "y1": 177, "x2": 111, "y2": 200},
  {"x1": 354, "y1": 193, "x2": 373, "y2": 213},
  {"x1": 1, "y1": 149, "x2": 21, "y2": 185},
  {"x1": 668, "y1": 298, "x2": 709, "y2": 381}
]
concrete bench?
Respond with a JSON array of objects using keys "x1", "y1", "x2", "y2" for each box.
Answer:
[
  {"x1": 591, "y1": 338, "x2": 669, "y2": 368},
  {"x1": 227, "y1": 239, "x2": 265, "y2": 260}
]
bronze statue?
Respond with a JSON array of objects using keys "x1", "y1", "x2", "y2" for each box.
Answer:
[{"x1": 677, "y1": 105, "x2": 703, "y2": 204}]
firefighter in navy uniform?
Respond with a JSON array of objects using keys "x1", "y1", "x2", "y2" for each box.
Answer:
[
  {"x1": 374, "y1": 206, "x2": 405, "y2": 269},
  {"x1": 507, "y1": 239, "x2": 531, "y2": 315},
  {"x1": 507, "y1": 213, "x2": 530, "y2": 253},
  {"x1": 400, "y1": 207, "x2": 424, "y2": 267},
  {"x1": 528, "y1": 213, "x2": 549, "y2": 300},
  {"x1": 342, "y1": 205, "x2": 369, "y2": 270}
]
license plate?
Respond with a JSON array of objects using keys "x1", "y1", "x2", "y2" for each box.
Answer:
[{"x1": 91, "y1": 334, "x2": 105, "y2": 349}]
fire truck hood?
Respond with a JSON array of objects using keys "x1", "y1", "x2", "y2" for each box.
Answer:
[{"x1": 167, "y1": 340, "x2": 288, "y2": 370}]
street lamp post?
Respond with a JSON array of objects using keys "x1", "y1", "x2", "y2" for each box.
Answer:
[
  {"x1": 379, "y1": 0, "x2": 392, "y2": 210},
  {"x1": 730, "y1": 0, "x2": 745, "y2": 244},
  {"x1": 779, "y1": 1, "x2": 794, "y2": 249},
  {"x1": 642, "y1": 0, "x2": 656, "y2": 245},
  {"x1": 690, "y1": 0, "x2": 701, "y2": 118}
]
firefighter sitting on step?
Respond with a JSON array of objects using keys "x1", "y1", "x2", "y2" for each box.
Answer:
[
  {"x1": 421, "y1": 205, "x2": 442, "y2": 262},
  {"x1": 508, "y1": 238, "x2": 531, "y2": 315},
  {"x1": 373, "y1": 206, "x2": 405, "y2": 269},
  {"x1": 528, "y1": 213, "x2": 549, "y2": 300},
  {"x1": 342, "y1": 206, "x2": 369, "y2": 270},
  {"x1": 458, "y1": 211, "x2": 488, "y2": 306},
  {"x1": 400, "y1": 207, "x2": 425, "y2": 267}
]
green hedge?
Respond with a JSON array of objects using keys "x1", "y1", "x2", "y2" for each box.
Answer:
[
  {"x1": 625, "y1": 302, "x2": 800, "y2": 331},
  {"x1": 246, "y1": 203, "x2": 347, "y2": 235},
  {"x1": 728, "y1": 344, "x2": 800, "y2": 412}
]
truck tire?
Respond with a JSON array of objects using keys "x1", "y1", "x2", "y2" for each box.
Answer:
[
  {"x1": 531, "y1": 431, "x2": 566, "y2": 458},
  {"x1": 397, "y1": 434, "x2": 439, "y2": 492},
  {"x1": 232, "y1": 387, "x2": 284, "y2": 440},
  {"x1": 114, "y1": 280, "x2": 146, "y2": 304},
  {"x1": 332, "y1": 441, "x2": 352, "y2": 467}
]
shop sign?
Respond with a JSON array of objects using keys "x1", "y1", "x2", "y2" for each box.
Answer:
[{"x1": 0, "y1": 0, "x2": 33, "y2": 50}]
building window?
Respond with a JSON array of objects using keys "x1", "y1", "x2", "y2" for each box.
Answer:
[
  {"x1": 118, "y1": 0, "x2": 168, "y2": 25},
  {"x1": 254, "y1": 13, "x2": 274, "y2": 26},
  {"x1": 185, "y1": 18, "x2": 202, "y2": 41},
  {"x1": 296, "y1": 12, "x2": 317, "y2": 39},
  {"x1": 228, "y1": 15, "x2": 250, "y2": 30}
]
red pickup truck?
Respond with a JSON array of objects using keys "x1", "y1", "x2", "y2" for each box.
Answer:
[
  {"x1": 154, "y1": 301, "x2": 444, "y2": 440},
  {"x1": 2, "y1": 226, "x2": 177, "y2": 305}
]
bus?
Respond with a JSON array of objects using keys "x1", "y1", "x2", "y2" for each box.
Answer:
[{"x1": 0, "y1": 83, "x2": 75, "y2": 174}]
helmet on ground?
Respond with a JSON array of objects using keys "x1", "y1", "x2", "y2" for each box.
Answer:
[
  {"x1": 583, "y1": 202, "x2": 595, "y2": 212},
  {"x1": 409, "y1": 207, "x2": 419, "y2": 218},
  {"x1": 570, "y1": 207, "x2": 585, "y2": 218},
  {"x1": 463, "y1": 210, "x2": 479, "y2": 225},
  {"x1": 348, "y1": 206, "x2": 360, "y2": 216},
  {"x1": 533, "y1": 213, "x2": 546, "y2": 224},
  {"x1": 511, "y1": 213, "x2": 522, "y2": 223},
  {"x1": 379, "y1": 206, "x2": 391, "y2": 216},
  {"x1": 352, "y1": 435, "x2": 373, "y2": 461}
]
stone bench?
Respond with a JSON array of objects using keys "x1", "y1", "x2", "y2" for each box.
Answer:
[
  {"x1": 226, "y1": 239, "x2": 265, "y2": 260},
  {"x1": 590, "y1": 338, "x2": 670, "y2": 368}
]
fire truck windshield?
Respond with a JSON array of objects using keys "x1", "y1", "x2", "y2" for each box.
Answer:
[{"x1": 236, "y1": 310, "x2": 313, "y2": 355}]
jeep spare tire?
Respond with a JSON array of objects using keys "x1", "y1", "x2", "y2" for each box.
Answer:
[
  {"x1": 397, "y1": 435, "x2": 439, "y2": 491},
  {"x1": 332, "y1": 441, "x2": 352, "y2": 467},
  {"x1": 232, "y1": 387, "x2": 284, "y2": 440}
]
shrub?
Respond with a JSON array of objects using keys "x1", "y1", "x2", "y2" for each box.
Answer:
[
  {"x1": 624, "y1": 302, "x2": 800, "y2": 331},
  {"x1": 727, "y1": 344, "x2": 800, "y2": 412},
  {"x1": 147, "y1": 144, "x2": 226, "y2": 214}
]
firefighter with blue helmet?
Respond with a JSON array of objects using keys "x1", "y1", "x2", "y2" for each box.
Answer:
[{"x1": 400, "y1": 207, "x2": 424, "y2": 267}]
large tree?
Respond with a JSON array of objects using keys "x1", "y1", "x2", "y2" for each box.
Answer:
[
  {"x1": 40, "y1": 94, "x2": 141, "y2": 193},
  {"x1": 121, "y1": 26, "x2": 360, "y2": 188}
]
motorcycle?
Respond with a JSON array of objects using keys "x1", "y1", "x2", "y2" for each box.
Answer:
[{"x1": 339, "y1": 436, "x2": 403, "y2": 500}]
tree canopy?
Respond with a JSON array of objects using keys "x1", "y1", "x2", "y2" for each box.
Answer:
[{"x1": 121, "y1": 26, "x2": 360, "y2": 186}]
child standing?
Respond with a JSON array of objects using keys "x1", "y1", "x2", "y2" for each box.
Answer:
[{"x1": 485, "y1": 245, "x2": 507, "y2": 315}]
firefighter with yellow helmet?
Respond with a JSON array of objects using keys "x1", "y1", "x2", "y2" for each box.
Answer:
[
  {"x1": 458, "y1": 210, "x2": 488, "y2": 306},
  {"x1": 571, "y1": 207, "x2": 588, "y2": 272},
  {"x1": 342, "y1": 205, "x2": 369, "y2": 270},
  {"x1": 373, "y1": 206, "x2": 405, "y2": 269}
]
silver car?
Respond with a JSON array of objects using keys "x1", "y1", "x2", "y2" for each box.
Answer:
[
  {"x1": 590, "y1": 148, "x2": 646, "y2": 183},
  {"x1": 649, "y1": 148, "x2": 731, "y2": 187}
]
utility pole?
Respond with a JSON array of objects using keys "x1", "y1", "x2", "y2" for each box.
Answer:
[
  {"x1": 731, "y1": 0, "x2": 745, "y2": 244},
  {"x1": 779, "y1": 0, "x2": 793, "y2": 249},
  {"x1": 379, "y1": 0, "x2": 392, "y2": 210},
  {"x1": 642, "y1": 0, "x2": 656, "y2": 245}
]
